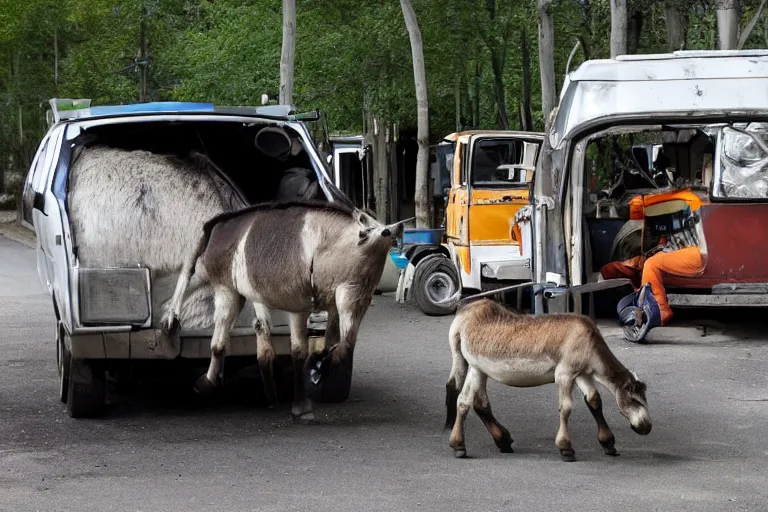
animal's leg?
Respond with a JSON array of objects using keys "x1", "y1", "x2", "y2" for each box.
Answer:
[
  {"x1": 472, "y1": 373, "x2": 514, "y2": 453},
  {"x1": 445, "y1": 322, "x2": 468, "y2": 430},
  {"x1": 253, "y1": 302, "x2": 278, "y2": 409},
  {"x1": 195, "y1": 288, "x2": 243, "y2": 396},
  {"x1": 449, "y1": 366, "x2": 482, "y2": 458},
  {"x1": 332, "y1": 284, "x2": 370, "y2": 365},
  {"x1": 163, "y1": 235, "x2": 208, "y2": 337},
  {"x1": 555, "y1": 368, "x2": 576, "y2": 462},
  {"x1": 289, "y1": 311, "x2": 314, "y2": 422},
  {"x1": 576, "y1": 375, "x2": 618, "y2": 456}
]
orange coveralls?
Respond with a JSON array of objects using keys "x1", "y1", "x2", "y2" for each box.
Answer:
[{"x1": 600, "y1": 245, "x2": 704, "y2": 326}]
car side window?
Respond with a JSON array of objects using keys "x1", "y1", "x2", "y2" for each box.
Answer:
[{"x1": 21, "y1": 138, "x2": 51, "y2": 227}]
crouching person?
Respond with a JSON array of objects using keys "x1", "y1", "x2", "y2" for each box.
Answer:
[{"x1": 601, "y1": 197, "x2": 708, "y2": 331}]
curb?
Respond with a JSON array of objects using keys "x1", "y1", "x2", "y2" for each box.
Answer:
[{"x1": 0, "y1": 221, "x2": 36, "y2": 249}]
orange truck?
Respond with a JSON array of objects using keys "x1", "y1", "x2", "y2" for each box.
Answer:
[{"x1": 392, "y1": 130, "x2": 544, "y2": 315}]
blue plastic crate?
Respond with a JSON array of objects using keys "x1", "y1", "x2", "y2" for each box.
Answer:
[{"x1": 402, "y1": 228, "x2": 444, "y2": 246}]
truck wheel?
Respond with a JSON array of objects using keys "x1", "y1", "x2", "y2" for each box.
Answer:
[
  {"x1": 57, "y1": 324, "x2": 71, "y2": 404},
  {"x1": 306, "y1": 350, "x2": 354, "y2": 403},
  {"x1": 66, "y1": 355, "x2": 107, "y2": 418},
  {"x1": 412, "y1": 256, "x2": 460, "y2": 316}
]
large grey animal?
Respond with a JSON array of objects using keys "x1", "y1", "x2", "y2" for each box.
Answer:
[
  {"x1": 68, "y1": 145, "x2": 248, "y2": 331},
  {"x1": 163, "y1": 201, "x2": 407, "y2": 421},
  {"x1": 68, "y1": 142, "x2": 322, "y2": 336}
]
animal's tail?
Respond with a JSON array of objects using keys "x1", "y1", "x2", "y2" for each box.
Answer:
[
  {"x1": 445, "y1": 314, "x2": 469, "y2": 430},
  {"x1": 162, "y1": 227, "x2": 210, "y2": 338}
]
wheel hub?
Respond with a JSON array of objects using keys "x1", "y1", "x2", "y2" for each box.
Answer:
[{"x1": 424, "y1": 272, "x2": 456, "y2": 303}]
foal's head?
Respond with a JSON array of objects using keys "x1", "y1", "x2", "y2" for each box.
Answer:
[{"x1": 616, "y1": 371, "x2": 652, "y2": 436}]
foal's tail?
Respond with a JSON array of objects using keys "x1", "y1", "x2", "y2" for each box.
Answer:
[
  {"x1": 445, "y1": 315, "x2": 469, "y2": 430},
  {"x1": 162, "y1": 227, "x2": 210, "y2": 338}
]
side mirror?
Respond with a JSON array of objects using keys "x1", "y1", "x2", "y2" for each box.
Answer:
[{"x1": 33, "y1": 191, "x2": 47, "y2": 216}]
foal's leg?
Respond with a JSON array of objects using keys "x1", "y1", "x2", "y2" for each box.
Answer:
[
  {"x1": 253, "y1": 302, "x2": 278, "y2": 409},
  {"x1": 555, "y1": 367, "x2": 576, "y2": 462},
  {"x1": 575, "y1": 375, "x2": 618, "y2": 456},
  {"x1": 449, "y1": 366, "x2": 482, "y2": 458},
  {"x1": 195, "y1": 287, "x2": 244, "y2": 395},
  {"x1": 289, "y1": 311, "x2": 314, "y2": 421},
  {"x1": 473, "y1": 373, "x2": 514, "y2": 453}
]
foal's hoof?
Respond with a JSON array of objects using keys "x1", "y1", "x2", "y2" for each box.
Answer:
[
  {"x1": 559, "y1": 449, "x2": 576, "y2": 462},
  {"x1": 194, "y1": 375, "x2": 218, "y2": 396},
  {"x1": 600, "y1": 438, "x2": 619, "y2": 456},
  {"x1": 498, "y1": 443, "x2": 514, "y2": 454},
  {"x1": 453, "y1": 447, "x2": 467, "y2": 458}
]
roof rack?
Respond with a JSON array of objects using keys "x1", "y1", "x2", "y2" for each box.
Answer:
[{"x1": 46, "y1": 98, "x2": 320, "y2": 124}]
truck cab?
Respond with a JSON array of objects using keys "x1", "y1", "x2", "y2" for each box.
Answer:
[
  {"x1": 393, "y1": 130, "x2": 544, "y2": 315},
  {"x1": 517, "y1": 50, "x2": 768, "y2": 341}
]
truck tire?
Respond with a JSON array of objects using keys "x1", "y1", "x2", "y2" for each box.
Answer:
[
  {"x1": 306, "y1": 350, "x2": 354, "y2": 403},
  {"x1": 66, "y1": 355, "x2": 107, "y2": 418},
  {"x1": 412, "y1": 255, "x2": 460, "y2": 316}
]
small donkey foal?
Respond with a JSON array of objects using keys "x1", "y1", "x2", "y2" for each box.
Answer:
[{"x1": 445, "y1": 299, "x2": 652, "y2": 461}]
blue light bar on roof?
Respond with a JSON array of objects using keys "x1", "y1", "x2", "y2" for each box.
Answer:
[{"x1": 47, "y1": 98, "x2": 317, "y2": 123}]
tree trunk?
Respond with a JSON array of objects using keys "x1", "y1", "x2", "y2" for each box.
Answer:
[
  {"x1": 473, "y1": 60, "x2": 481, "y2": 128},
  {"x1": 138, "y1": 13, "x2": 148, "y2": 102},
  {"x1": 54, "y1": 27, "x2": 59, "y2": 95},
  {"x1": 279, "y1": 0, "x2": 296, "y2": 105},
  {"x1": 610, "y1": 0, "x2": 628, "y2": 58},
  {"x1": 538, "y1": 0, "x2": 557, "y2": 126},
  {"x1": 716, "y1": 0, "x2": 740, "y2": 50},
  {"x1": 627, "y1": 10, "x2": 643, "y2": 54},
  {"x1": 400, "y1": 0, "x2": 430, "y2": 228},
  {"x1": 490, "y1": 50, "x2": 510, "y2": 130},
  {"x1": 372, "y1": 117, "x2": 389, "y2": 223},
  {"x1": 737, "y1": 0, "x2": 767, "y2": 49},
  {"x1": 664, "y1": 2, "x2": 688, "y2": 51},
  {"x1": 454, "y1": 74, "x2": 461, "y2": 132},
  {"x1": 520, "y1": 26, "x2": 533, "y2": 132}
]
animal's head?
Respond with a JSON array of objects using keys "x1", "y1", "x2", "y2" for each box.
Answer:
[
  {"x1": 615, "y1": 371, "x2": 652, "y2": 436},
  {"x1": 354, "y1": 209, "x2": 410, "y2": 252}
]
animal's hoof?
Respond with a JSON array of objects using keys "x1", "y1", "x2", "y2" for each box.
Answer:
[
  {"x1": 453, "y1": 447, "x2": 467, "y2": 458},
  {"x1": 498, "y1": 443, "x2": 514, "y2": 454},
  {"x1": 194, "y1": 375, "x2": 217, "y2": 396},
  {"x1": 291, "y1": 411, "x2": 316, "y2": 424},
  {"x1": 600, "y1": 437, "x2": 618, "y2": 456},
  {"x1": 560, "y1": 449, "x2": 576, "y2": 462},
  {"x1": 162, "y1": 315, "x2": 180, "y2": 339}
]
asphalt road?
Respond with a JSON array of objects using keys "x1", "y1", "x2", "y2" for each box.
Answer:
[{"x1": 1, "y1": 234, "x2": 768, "y2": 512}]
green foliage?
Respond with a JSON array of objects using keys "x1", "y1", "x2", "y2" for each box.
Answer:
[{"x1": 0, "y1": 0, "x2": 763, "y2": 196}]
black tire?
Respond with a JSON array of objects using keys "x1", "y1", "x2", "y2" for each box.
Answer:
[
  {"x1": 66, "y1": 355, "x2": 107, "y2": 418},
  {"x1": 306, "y1": 350, "x2": 354, "y2": 403},
  {"x1": 57, "y1": 325, "x2": 71, "y2": 404},
  {"x1": 412, "y1": 255, "x2": 460, "y2": 316}
]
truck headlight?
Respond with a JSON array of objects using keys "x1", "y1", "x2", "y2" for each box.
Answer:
[{"x1": 77, "y1": 267, "x2": 151, "y2": 325}]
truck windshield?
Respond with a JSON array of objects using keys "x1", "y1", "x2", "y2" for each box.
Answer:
[{"x1": 471, "y1": 139, "x2": 526, "y2": 187}]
